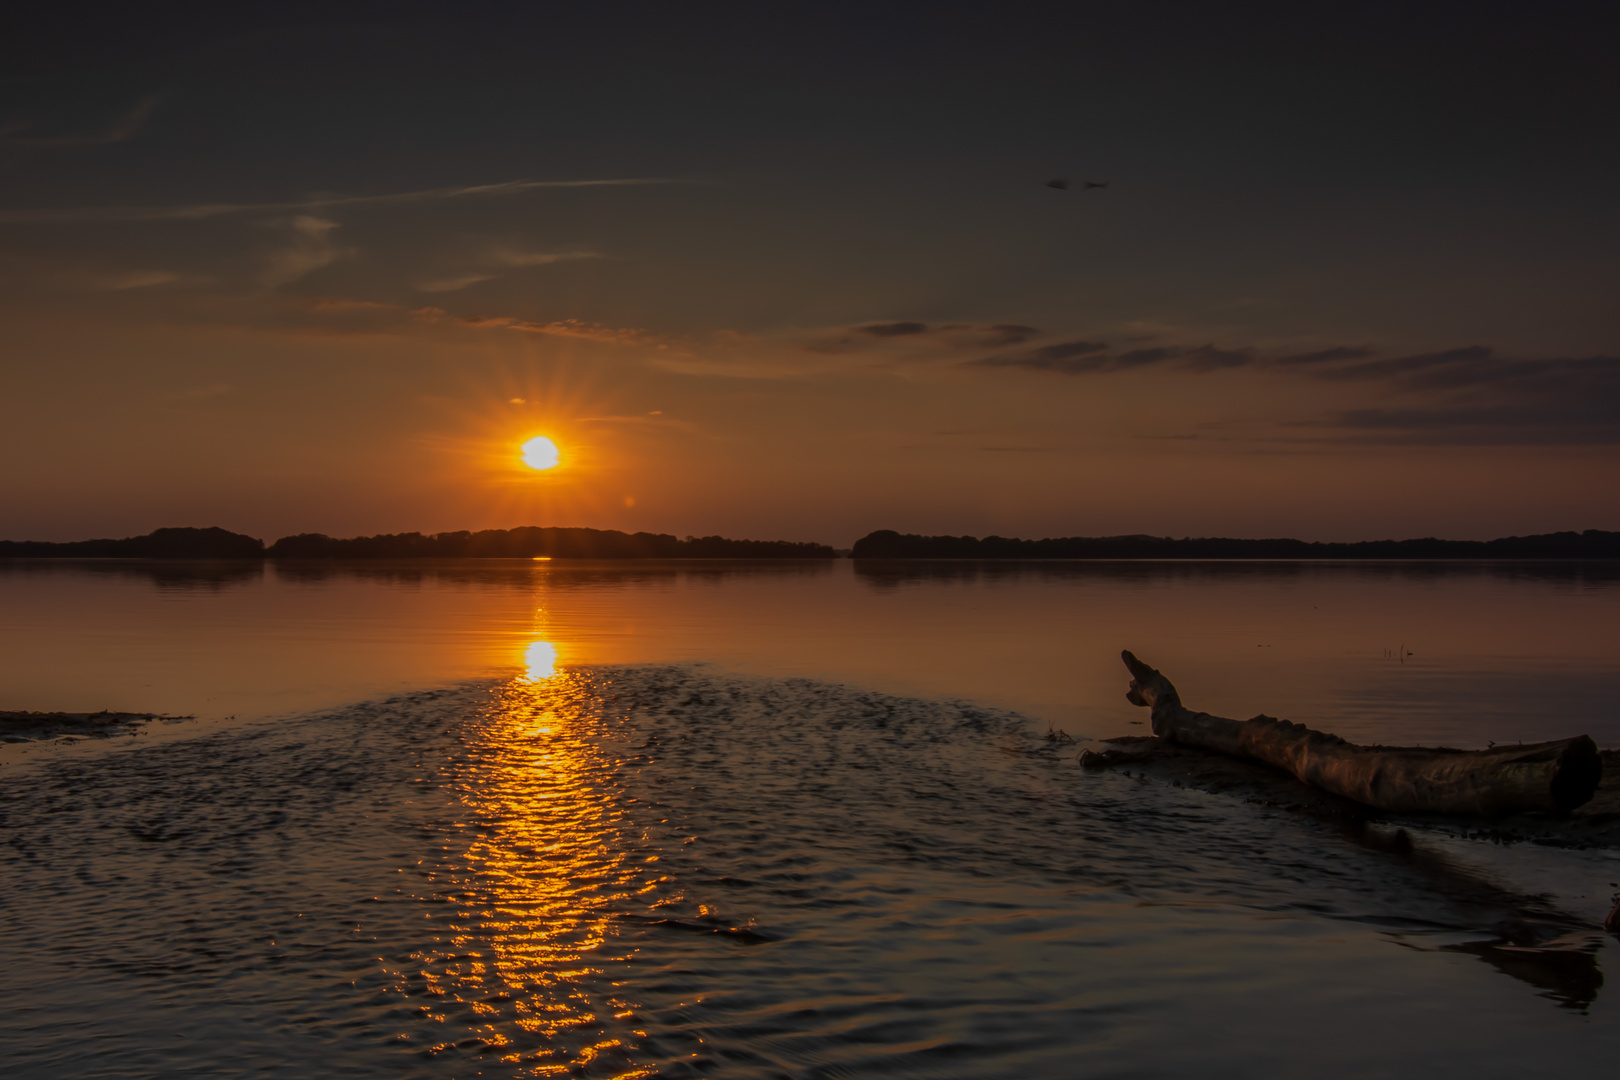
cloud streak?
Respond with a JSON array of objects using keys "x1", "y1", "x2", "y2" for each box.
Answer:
[
  {"x1": 809, "y1": 321, "x2": 1047, "y2": 355},
  {"x1": 262, "y1": 216, "x2": 345, "y2": 286},
  {"x1": 417, "y1": 275, "x2": 495, "y2": 293},
  {"x1": 0, "y1": 176, "x2": 693, "y2": 224},
  {"x1": 96, "y1": 269, "x2": 185, "y2": 290},
  {"x1": 0, "y1": 94, "x2": 164, "y2": 150},
  {"x1": 966, "y1": 330, "x2": 1620, "y2": 445},
  {"x1": 1302, "y1": 397, "x2": 1620, "y2": 445},
  {"x1": 417, "y1": 249, "x2": 603, "y2": 292},
  {"x1": 491, "y1": 249, "x2": 604, "y2": 268}
]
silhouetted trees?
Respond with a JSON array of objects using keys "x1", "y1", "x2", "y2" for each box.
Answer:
[
  {"x1": 0, "y1": 525, "x2": 836, "y2": 559},
  {"x1": 850, "y1": 528, "x2": 1620, "y2": 559},
  {"x1": 8, "y1": 524, "x2": 1620, "y2": 561},
  {"x1": 264, "y1": 527, "x2": 836, "y2": 559},
  {"x1": 0, "y1": 526, "x2": 264, "y2": 559}
]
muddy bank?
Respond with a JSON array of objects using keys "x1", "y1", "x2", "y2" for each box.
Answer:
[
  {"x1": 0, "y1": 710, "x2": 177, "y2": 743},
  {"x1": 1080, "y1": 737, "x2": 1620, "y2": 848}
]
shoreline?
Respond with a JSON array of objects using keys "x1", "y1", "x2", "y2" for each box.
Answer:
[{"x1": 0, "y1": 710, "x2": 188, "y2": 743}]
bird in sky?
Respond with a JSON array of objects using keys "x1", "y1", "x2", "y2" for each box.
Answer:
[
  {"x1": 1045, "y1": 177, "x2": 1069, "y2": 190},
  {"x1": 1084, "y1": 180, "x2": 1109, "y2": 189}
]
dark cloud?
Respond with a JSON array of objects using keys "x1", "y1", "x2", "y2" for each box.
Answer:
[
  {"x1": 974, "y1": 341, "x2": 1238, "y2": 374},
  {"x1": 975, "y1": 340, "x2": 1375, "y2": 378},
  {"x1": 1317, "y1": 346, "x2": 1493, "y2": 382},
  {"x1": 973, "y1": 340, "x2": 1111, "y2": 373},
  {"x1": 859, "y1": 321, "x2": 930, "y2": 337},
  {"x1": 966, "y1": 332, "x2": 1620, "y2": 446},
  {"x1": 1277, "y1": 346, "x2": 1376, "y2": 365},
  {"x1": 1113, "y1": 346, "x2": 1180, "y2": 368},
  {"x1": 1291, "y1": 352, "x2": 1620, "y2": 445},
  {"x1": 969, "y1": 339, "x2": 1616, "y2": 397},
  {"x1": 1181, "y1": 345, "x2": 1259, "y2": 371},
  {"x1": 1313, "y1": 400, "x2": 1620, "y2": 445},
  {"x1": 1314, "y1": 348, "x2": 1620, "y2": 402},
  {"x1": 1030, "y1": 340, "x2": 1110, "y2": 361},
  {"x1": 984, "y1": 324, "x2": 1039, "y2": 346}
]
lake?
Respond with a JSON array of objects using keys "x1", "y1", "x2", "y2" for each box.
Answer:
[{"x1": 3, "y1": 559, "x2": 1619, "y2": 1077}]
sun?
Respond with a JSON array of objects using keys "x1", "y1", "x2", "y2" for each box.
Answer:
[{"x1": 520, "y1": 435, "x2": 561, "y2": 470}]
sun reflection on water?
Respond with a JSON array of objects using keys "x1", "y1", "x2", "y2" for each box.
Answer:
[
  {"x1": 397, "y1": 674, "x2": 663, "y2": 1077},
  {"x1": 524, "y1": 640, "x2": 559, "y2": 681}
]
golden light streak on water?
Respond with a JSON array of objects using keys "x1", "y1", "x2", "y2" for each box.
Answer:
[{"x1": 405, "y1": 676, "x2": 660, "y2": 1076}]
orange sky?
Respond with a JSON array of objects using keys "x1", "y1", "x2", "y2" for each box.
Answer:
[{"x1": 3, "y1": 6, "x2": 1618, "y2": 544}]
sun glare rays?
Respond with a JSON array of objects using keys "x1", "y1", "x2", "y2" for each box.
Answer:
[{"x1": 415, "y1": 344, "x2": 638, "y2": 527}]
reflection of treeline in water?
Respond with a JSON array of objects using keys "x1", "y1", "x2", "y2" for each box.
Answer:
[
  {"x1": 0, "y1": 525, "x2": 835, "y2": 560},
  {"x1": 851, "y1": 528, "x2": 1620, "y2": 559}
]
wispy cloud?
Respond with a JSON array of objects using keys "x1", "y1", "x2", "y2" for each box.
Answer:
[
  {"x1": 415, "y1": 250, "x2": 603, "y2": 292},
  {"x1": 964, "y1": 328, "x2": 1620, "y2": 445},
  {"x1": 974, "y1": 340, "x2": 1257, "y2": 374},
  {"x1": 95, "y1": 269, "x2": 186, "y2": 290},
  {"x1": 306, "y1": 297, "x2": 397, "y2": 313},
  {"x1": 970, "y1": 338, "x2": 1473, "y2": 383},
  {"x1": 808, "y1": 321, "x2": 1046, "y2": 355},
  {"x1": 417, "y1": 274, "x2": 494, "y2": 293},
  {"x1": 0, "y1": 176, "x2": 691, "y2": 224},
  {"x1": 262, "y1": 216, "x2": 346, "y2": 286},
  {"x1": 974, "y1": 340, "x2": 1110, "y2": 373},
  {"x1": 859, "y1": 321, "x2": 930, "y2": 337},
  {"x1": 503, "y1": 317, "x2": 663, "y2": 347},
  {"x1": 1300, "y1": 397, "x2": 1620, "y2": 446},
  {"x1": 983, "y1": 324, "x2": 1039, "y2": 346},
  {"x1": 1276, "y1": 346, "x2": 1377, "y2": 366},
  {"x1": 1314, "y1": 346, "x2": 1494, "y2": 383},
  {"x1": 0, "y1": 94, "x2": 164, "y2": 150},
  {"x1": 491, "y1": 249, "x2": 604, "y2": 268}
]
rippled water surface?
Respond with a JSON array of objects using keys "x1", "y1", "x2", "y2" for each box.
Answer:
[{"x1": 3, "y1": 560, "x2": 1620, "y2": 1077}]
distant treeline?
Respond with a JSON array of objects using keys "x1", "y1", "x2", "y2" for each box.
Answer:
[
  {"x1": 8, "y1": 525, "x2": 1620, "y2": 561},
  {"x1": 0, "y1": 526, "x2": 835, "y2": 560},
  {"x1": 850, "y1": 529, "x2": 1620, "y2": 559},
  {"x1": 266, "y1": 528, "x2": 836, "y2": 559},
  {"x1": 0, "y1": 527, "x2": 266, "y2": 559}
]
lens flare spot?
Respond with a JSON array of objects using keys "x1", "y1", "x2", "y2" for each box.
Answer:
[{"x1": 521, "y1": 436, "x2": 561, "y2": 470}]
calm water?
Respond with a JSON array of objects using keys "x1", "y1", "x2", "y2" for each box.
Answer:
[{"x1": 3, "y1": 559, "x2": 1620, "y2": 1077}]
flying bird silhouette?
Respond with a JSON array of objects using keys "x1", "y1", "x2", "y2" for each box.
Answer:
[
  {"x1": 1084, "y1": 181, "x2": 1109, "y2": 189},
  {"x1": 1045, "y1": 177, "x2": 1069, "y2": 190}
]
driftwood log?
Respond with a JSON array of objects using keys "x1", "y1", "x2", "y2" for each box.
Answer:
[{"x1": 1118, "y1": 650, "x2": 1601, "y2": 816}]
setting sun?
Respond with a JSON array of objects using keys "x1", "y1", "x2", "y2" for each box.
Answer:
[{"x1": 520, "y1": 436, "x2": 561, "y2": 471}]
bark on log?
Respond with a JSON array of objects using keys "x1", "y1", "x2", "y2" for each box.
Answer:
[{"x1": 1120, "y1": 650, "x2": 1601, "y2": 816}]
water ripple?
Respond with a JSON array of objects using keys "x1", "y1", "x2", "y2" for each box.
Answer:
[{"x1": 2, "y1": 669, "x2": 1618, "y2": 1078}]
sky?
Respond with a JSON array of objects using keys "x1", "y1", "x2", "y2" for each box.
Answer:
[{"x1": 2, "y1": 1, "x2": 1618, "y2": 545}]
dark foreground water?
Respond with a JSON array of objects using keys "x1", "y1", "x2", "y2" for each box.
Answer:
[
  {"x1": 3, "y1": 561, "x2": 1620, "y2": 1076},
  {"x1": 5, "y1": 669, "x2": 1620, "y2": 1078}
]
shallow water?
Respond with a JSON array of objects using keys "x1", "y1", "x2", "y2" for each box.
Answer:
[{"x1": 2, "y1": 560, "x2": 1620, "y2": 1077}]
